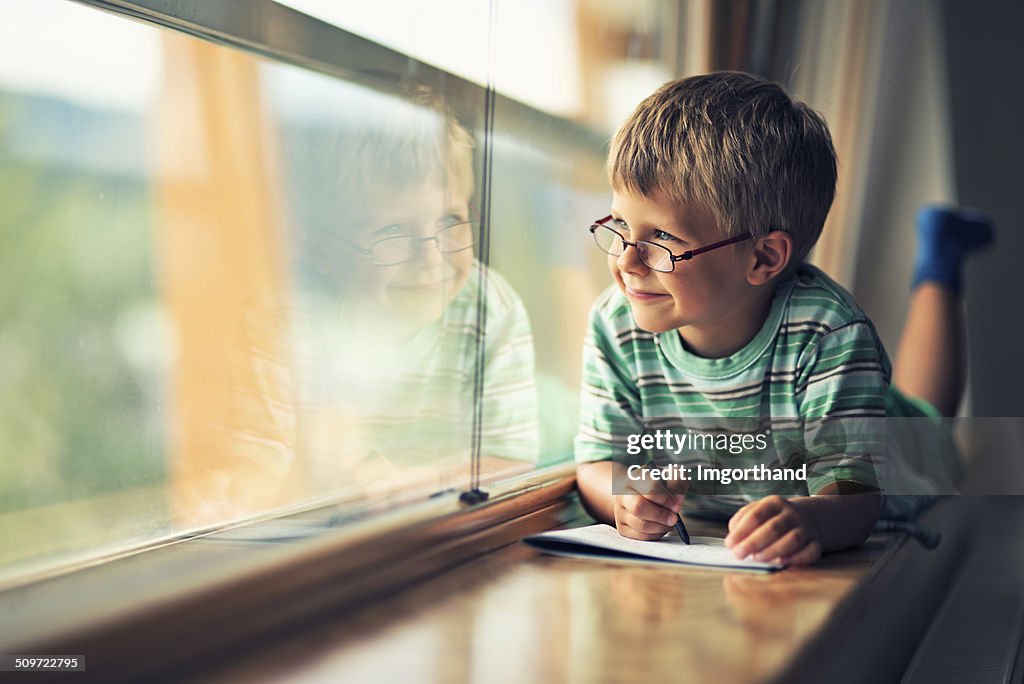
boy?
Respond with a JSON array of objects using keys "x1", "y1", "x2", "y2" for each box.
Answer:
[
  {"x1": 296, "y1": 90, "x2": 540, "y2": 485},
  {"x1": 193, "y1": 87, "x2": 539, "y2": 522},
  {"x1": 575, "y1": 72, "x2": 991, "y2": 566}
]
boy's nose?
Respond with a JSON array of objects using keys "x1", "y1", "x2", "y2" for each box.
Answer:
[
  {"x1": 616, "y1": 243, "x2": 649, "y2": 275},
  {"x1": 411, "y1": 237, "x2": 445, "y2": 266}
]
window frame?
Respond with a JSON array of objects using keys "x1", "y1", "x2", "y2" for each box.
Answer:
[{"x1": 77, "y1": 0, "x2": 606, "y2": 150}]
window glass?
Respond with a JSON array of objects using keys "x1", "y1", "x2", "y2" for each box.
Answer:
[
  {"x1": 0, "y1": 0, "x2": 170, "y2": 584},
  {"x1": 264, "y1": 64, "x2": 540, "y2": 498},
  {"x1": 277, "y1": 0, "x2": 675, "y2": 131},
  {"x1": 0, "y1": 0, "x2": 539, "y2": 586},
  {"x1": 486, "y1": 0, "x2": 678, "y2": 464},
  {"x1": 0, "y1": 0, "x2": 668, "y2": 586}
]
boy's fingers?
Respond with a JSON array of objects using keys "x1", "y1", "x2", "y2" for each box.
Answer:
[
  {"x1": 728, "y1": 504, "x2": 753, "y2": 534},
  {"x1": 728, "y1": 512, "x2": 794, "y2": 559},
  {"x1": 641, "y1": 491, "x2": 684, "y2": 512},
  {"x1": 623, "y1": 494, "x2": 679, "y2": 525},
  {"x1": 618, "y1": 525, "x2": 666, "y2": 542},
  {"x1": 617, "y1": 514, "x2": 671, "y2": 538},
  {"x1": 753, "y1": 528, "x2": 808, "y2": 562},
  {"x1": 637, "y1": 490, "x2": 682, "y2": 510},
  {"x1": 725, "y1": 496, "x2": 785, "y2": 546},
  {"x1": 780, "y1": 540, "x2": 822, "y2": 567},
  {"x1": 622, "y1": 505, "x2": 679, "y2": 532}
]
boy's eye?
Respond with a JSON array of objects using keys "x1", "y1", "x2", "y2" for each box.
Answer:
[
  {"x1": 371, "y1": 224, "x2": 405, "y2": 240},
  {"x1": 439, "y1": 213, "x2": 469, "y2": 229},
  {"x1": 652, "y1": 228, "x2": 682, "y2": 243}
]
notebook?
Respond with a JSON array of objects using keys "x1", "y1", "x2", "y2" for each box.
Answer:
[{"x1": 523, "y1": 524, "x2": 784, "y2": 572}]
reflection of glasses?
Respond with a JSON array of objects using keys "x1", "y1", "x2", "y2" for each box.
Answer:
[
  {"x1": 345, "y1": 220, "x2": 475, "y2": 266},
  {"x1": 589, "y1": 215, "x2": 753, "y2": 273}
]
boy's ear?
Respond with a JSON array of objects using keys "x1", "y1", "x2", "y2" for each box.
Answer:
[{"x1": 746, "y1": 230, "x2": 793, "y2": 285}]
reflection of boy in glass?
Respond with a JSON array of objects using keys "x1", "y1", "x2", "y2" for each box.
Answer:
[
  {"x1": 324, "y1": 168, "x2": 475, "y2": 328},
  {"x1": 296, "y1": 87, "x2": 539, "y2": 494}
]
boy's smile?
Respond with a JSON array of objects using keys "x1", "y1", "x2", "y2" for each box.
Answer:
[{"x1": 608, "y1": 190, "x2": 772, "y2": 358}]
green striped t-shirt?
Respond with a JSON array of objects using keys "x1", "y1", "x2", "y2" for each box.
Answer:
[
  {"x1": 575, "y1": 264, "x2": 889, "y2": 515},
  {"x1": 293, "y1": 264, "x2": 539, "y2": 489}
]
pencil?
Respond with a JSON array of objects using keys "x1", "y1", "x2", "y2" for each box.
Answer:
[{"x1": 674, "y1": 514, "x2": 690, "y2": 545}]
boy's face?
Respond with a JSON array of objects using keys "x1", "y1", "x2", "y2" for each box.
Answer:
[
  {"x1": 608, "y1": 190, "x2": 758, "y2": 346},
  {"x1": 346, "y1": 180, "x2": 474, "y2": 326}
]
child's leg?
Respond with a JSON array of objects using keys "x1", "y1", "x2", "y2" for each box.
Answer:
[
  {"x1": 893, "y1": 206, "x2": 993, "y2": 417},
  {"x1": 894, "y1": 282, "x2": 965, "y2": 417}
]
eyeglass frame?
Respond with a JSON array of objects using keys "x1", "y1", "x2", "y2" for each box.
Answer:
[
  {"x1": 589, "y1": 215, "x2": 754, "y2": 272},
  {"x1": 334, "y1": 213, "x2": 477, "y2": 267}
]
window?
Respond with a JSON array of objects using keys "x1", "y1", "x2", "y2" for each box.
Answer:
[{"x1": 1, "y1": 0, "x2": 674, "y2": 587}]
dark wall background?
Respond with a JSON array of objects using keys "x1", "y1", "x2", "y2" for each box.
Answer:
[{"x1": 944, "y1": 0, "x2": 1024, "y2": 417}]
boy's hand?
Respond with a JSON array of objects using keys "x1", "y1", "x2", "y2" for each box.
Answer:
[
  {"x1": 724, "y1": 495, "x2": 822, "y2": 566},
  {"x1": 613, "y1": 476, "x2": 686, "y2": 541}
]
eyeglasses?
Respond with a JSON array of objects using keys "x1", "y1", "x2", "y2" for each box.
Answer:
[
  {"x1": 342, "y1": 218, "x2": 475, "y2": 266},
  {"x1": 589, "y1": 215, "x2": 753, "y2": 273}
]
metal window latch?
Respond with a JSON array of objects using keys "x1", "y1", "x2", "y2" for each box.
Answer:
[{"x1": 459, "y1": 489, "x2": 490, "y2": 505}]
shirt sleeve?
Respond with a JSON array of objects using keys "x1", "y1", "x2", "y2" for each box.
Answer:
[
  {"x1": 795, "y1": 319, "x2": 888, "y2": 495},
  {"x1": 573, "y1": 300, "x2": 644, "y2": 463}
]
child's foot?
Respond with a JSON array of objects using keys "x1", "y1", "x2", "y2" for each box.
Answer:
[{"x1": 911, "y1": 205, "x2": 994, "y2": 295}]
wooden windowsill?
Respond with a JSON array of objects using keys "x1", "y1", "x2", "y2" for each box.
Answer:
[
  {"x1": 179, "y1": 495, "x2": 979, "y2": 684},
  {"x1": 1, "y1": 474, "x2": 985, "y2": 683},
  {"x1": 0, "y1": 464, "x2": 578, "y2": 680}
]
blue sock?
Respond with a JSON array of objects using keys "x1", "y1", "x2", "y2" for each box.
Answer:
[{"x1": 911, "y1": 205, "x2": 994, "y2": 295}]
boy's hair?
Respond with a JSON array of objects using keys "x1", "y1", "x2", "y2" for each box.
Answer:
[
  {"x1": 608, "y1": 71, "x2": 837, "y2": 265},
  {"x1": 337, "y1": 85, "x2": 475, "y2": 213},
  {"x1": 300, "y1": 85, "x2": 475, "y2": 284}
]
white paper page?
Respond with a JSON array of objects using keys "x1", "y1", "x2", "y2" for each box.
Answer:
[{"x1": 524, "y1": 524, "x2": 783, "y2": 571}]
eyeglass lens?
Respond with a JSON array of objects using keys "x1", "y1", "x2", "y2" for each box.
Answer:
[
  {"x1": 592, "y1": 223, "x2": 673, "y2": 272},
  {"x1": 371, "y1": 221, "x2": 474, "y2": 266}
]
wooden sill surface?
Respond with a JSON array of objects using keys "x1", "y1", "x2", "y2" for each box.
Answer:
[
  {"x1": 187, "y1": 497, "x2": 977, "y2": 684},
  {"x1": 0, "y1": 466, "x2": 577, "y2": 681}
]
